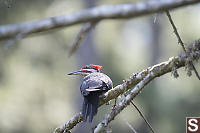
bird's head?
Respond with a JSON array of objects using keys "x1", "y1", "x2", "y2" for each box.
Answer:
[{"x1": 68, "y1": 64, "x2": 102, "y2": 76}]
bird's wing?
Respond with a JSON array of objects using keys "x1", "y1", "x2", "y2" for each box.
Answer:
[{"x1": 80, "y1": 78, "x2": 107, "y2": 96}]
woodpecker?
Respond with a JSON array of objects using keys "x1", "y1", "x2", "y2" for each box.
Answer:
[{"x1": 68, "y1": 64, "x2": 113, "y2": 122}]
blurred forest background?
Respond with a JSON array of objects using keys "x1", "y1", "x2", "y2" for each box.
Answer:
[{"x1": 0, "y1": 0, "x2": 200, "y2": 133}]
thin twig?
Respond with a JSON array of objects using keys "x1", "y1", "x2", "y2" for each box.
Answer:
[
  {"x1": 122, "y1": 117, "x2": 138, "y2": 133},
  {"x1": 165, "y1": 11, "x2": 186, "y2": 51},
  {"x1": 4, "y1": 29, "x2": 30, "y2": 50},
  {"x1": 68, "y1": 21, "x2": 98, "y2": 57},
  {"x1": 130, "y1": 101, "x2": 155, "y2": 133},
  {"x1": 165, "y1": 10, "x2": 200, "y2": 80}
]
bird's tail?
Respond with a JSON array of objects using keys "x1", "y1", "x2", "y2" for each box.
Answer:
[{"x1": 82, "y1": 93, "x2": 99, "y2": 122}]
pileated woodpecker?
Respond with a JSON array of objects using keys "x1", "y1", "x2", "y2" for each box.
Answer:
[{"x1": 68, "y1": 64, "x2": 113, "y2": 122}]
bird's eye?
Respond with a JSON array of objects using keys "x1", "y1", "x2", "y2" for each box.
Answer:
[{"x1": 82, "y1": 70, "x2": 91, "y2": 73}]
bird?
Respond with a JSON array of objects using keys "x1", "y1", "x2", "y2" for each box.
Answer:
[{"x1": 68, "y1": 64, "x2": 113, "y2": 122}]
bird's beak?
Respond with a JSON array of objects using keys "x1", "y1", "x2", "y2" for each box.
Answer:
[{"x1": 67, "y1": 70, "x2": 82, "y2": 75}]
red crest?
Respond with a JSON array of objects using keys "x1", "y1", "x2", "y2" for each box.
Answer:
[{"x1": 82, "y1": 64, "x2": 102, "y2": 70}]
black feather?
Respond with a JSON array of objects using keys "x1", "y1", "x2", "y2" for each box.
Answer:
[{"x1": 82, "y1": 92, "x2": 99, "y2": 122}]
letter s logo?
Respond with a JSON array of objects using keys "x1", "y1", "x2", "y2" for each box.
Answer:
[{"x1": 188, "y1": 119, "x2": 198, "y2": 132}]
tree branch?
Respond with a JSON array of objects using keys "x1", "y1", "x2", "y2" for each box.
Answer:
[
  {"x1": 0, "y1": 0, "x2": 199, "y2": 40},
  {"x1": 54, "y1": 39, "x2": 200, "y2": 133},
  {"x1": 94, "y1": 39, "x2": 200, "y2": 132},
  {"x1": 165, "y1": 10, "x2": 200, "y2": 80},
  {"x1": 130, "y1": 101, "x2": 155, "y2": 133},
  {"x1": 68, "y1": 21, "x2": 98, "y2": 57}
]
